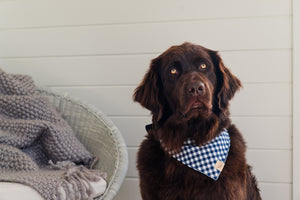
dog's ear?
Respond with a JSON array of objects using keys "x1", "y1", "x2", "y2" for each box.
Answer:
[
  {"x1": 210, "y1": 51, "x2": 242, "y2": 112},
  {"x1": 133, "y1": 58, "x2": 164, "y2": 121}
]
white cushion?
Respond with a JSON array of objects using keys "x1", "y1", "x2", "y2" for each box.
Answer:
[
  {"x1": 0, "y1": 178, "x2": 107, "y2": 200},
  {"x1": 0, "y1": 182, "x2": 43, "y2": 200}
]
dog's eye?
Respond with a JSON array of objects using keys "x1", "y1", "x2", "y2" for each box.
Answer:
[
  {"x1": 170, "y1": 68, "x2": 178, "y2": 75},
  {"x1": 199, "y1": 63, "x2": 207, "y2": 69}
]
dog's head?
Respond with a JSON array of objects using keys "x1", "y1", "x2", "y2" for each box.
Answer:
[{"x1": 134, "y1": 42, "x2": 241, "y2": 124}]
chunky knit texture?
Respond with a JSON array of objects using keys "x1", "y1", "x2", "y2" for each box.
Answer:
[{"x1": 0, "y1": 69, "x2": 106, "y2": 200}]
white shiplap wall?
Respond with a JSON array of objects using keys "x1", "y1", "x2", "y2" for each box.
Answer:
[
  {"x1": 293, "y1": 0, "x2": 300, "y2": 199},
  {"x1": 0, "y1": 0, "x2": 293, "y2": 199}
]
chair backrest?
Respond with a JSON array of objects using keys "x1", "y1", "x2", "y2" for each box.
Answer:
[{"x1": 39, "y1": 88, "x2": 128, "y2": 200}]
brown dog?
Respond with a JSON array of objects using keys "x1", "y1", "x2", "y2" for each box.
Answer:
[{"x1": 133, "y1": 42, "x2": 261, "y2": 200}]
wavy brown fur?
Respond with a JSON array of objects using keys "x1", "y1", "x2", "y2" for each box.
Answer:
[{"x1": 133, "y1": 42, "x2": 261, "y2": 200}]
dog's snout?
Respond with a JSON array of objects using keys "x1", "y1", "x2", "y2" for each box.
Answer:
[{"x1": 187, "y1": 82, "x2": 205, "y2": 96}]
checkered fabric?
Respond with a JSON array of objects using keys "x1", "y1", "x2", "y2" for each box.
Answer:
[{"x1": 170, "y1": 129, "x2": 230, "y2": 180}]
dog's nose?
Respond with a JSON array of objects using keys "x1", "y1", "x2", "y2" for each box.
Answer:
[{"x1": 187, "y1": 82, "x2": 205, "y2": 96}]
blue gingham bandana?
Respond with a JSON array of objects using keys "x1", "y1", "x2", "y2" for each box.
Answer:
[{"x1": 169, "y1": 129, "x2": 230, "y2": 180}]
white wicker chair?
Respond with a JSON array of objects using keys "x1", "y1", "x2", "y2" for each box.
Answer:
[{"x1": 39, "y1": 88, "x2": 128, "y2": 200}]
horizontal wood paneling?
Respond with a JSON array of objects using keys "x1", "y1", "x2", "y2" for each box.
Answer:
[
  {"x1": 260, "y1": 183, "x2": 292, "y2": 200},
  {"x1": 110, "y1": 117, "x2": 151, "y2": 147},
  {"x1": 115, "y1": 178, "x2": 292, "y2": 200},
  {"x1": 0, "y1": 0, "x2": 291, "y2": 29},
  {"x1": 0, "y1": 55, "x2": 153, "y2": 86},
  {"x1": 50, "y1": 84, "x2": 291, "y2": 116},
  {"x1": 247, "y1": 150, "x2": 292, "y2": 183},
  {"x1": 231, "y1": 116, "x2": 292, "y2": 150},
  {"x1": 231, "y1": 83, "x2": 291, "y2": 116},
  {"x1": 294, "y1": 0, "x2": 300, "y2": 199},
  {"x1": 220, "y1": 50, "x2": 291, "y2": 83},
  {"x1": 0, "y1": 17, "x2": 291, "y2": 58},
  {"x1": 0, "y1": 49, "x2": 291, "y2": 85}
]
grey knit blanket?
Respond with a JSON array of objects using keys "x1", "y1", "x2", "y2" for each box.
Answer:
[{"x1": 0, "y1": 69, "x2": 106, "y2": 200}]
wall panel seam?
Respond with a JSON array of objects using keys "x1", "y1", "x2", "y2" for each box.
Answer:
[{"x1": 0, "y1": 15, "x2": 292, "y2": 31}]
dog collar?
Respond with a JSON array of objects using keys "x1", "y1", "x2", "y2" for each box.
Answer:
[{"x1": 170, "y1": 129, "x2": 230, "y2": 180}]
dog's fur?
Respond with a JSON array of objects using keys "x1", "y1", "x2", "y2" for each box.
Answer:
[{"x1": 133, "y1": 42, "x2": 261, "y2": 200}]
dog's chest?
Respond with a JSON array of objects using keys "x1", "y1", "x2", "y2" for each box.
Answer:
[
  {"x1": 138, "y1": 126, "x2": 248, "y2": 200},
  {"x1": 160, "y1": 158, "x2": 246, "y2": 200},
  {"x1": 143, "y1": 142, "x2": 245, "y2": 199}
]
